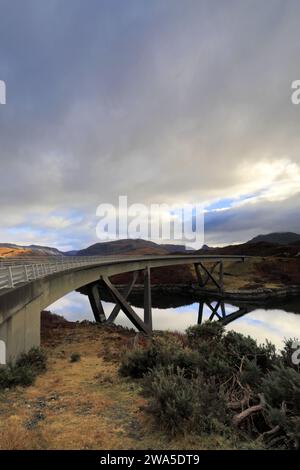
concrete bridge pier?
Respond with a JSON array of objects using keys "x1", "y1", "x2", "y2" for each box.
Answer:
[
  {"x1": 87, "y1": 284, "x2": 106, "y2": 323},
  {"x1": 0, "y1": 297, "x2": 41, "y2": 365},
  {"x1": 143, "y1": 266, "x2": 152, "y2": 331}
]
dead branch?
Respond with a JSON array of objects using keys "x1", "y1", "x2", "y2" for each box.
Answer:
[
  {"x1": 261, "y1": 425, "x2": 280, "y2": 438},
  {"x1": 228, "y1": 392, "x2": 250, "y2": 411},
  {"x1": 232, "y1": 393, "x2": 266, "y2": 427}
]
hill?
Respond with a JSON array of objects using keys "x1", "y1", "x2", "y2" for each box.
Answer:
[
  {"x1": 247, "y1": 232, "x2": 300, "y2": 245},
  {"x1": 196, "y1": 241, "x2": 300, "y2": 257},
  {"x1": 1, "y1": 233, "x2": 300, "y2": 259},
  {"x1": 75, "y1": 239, "x2": 188, "y2": 256},
  {"x1": 0, "y1": 243, "x2": 62, "y2": 257},
  {"x1": 0, "y1": 246, "x2": 34, "y2": 258}
]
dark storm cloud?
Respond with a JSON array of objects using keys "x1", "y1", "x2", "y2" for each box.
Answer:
[
  {"x1": 1, "y1": 0, "x2": 300, "y2": 247},
  {"x1": 205, "y1": 193, "x2": 300, "y2": 245}
]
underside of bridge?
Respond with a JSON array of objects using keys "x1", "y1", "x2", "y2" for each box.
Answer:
[
  {"x1": 77, "y1": 261, "x2": 235, "y2": 334},
  {"x1": 78, "y1": 267, "x2": 154, "y2": 334}
]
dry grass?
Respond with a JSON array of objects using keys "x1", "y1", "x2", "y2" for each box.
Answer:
[
  {"x1": 0, "y1": 322, "x2": 242, "y2": 450},
  {"x1": 0, "y1": 416, "x2": 41, "y2": 450}
]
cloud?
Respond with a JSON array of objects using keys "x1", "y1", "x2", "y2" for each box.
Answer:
[
  {"x1": 1, "y1": 0, "x2": 300, "y2": 247},
  {"x1": 226, "y1": 308, "x2": 300, "y2": 349},
  {"x1": 205, "y1": 192, "x2": 300, "y2": 245}
]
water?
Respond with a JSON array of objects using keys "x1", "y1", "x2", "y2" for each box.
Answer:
[{"x1": 49, "y1": 291, "x2": 300, "y2": 350}]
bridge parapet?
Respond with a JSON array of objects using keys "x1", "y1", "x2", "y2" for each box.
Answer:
[{"x1": 0, "y1": 254, "x2": 246, "y2": 290}]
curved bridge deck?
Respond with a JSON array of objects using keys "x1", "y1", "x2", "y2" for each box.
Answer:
[{"x1": 0, "y1": 254, "x2": 247, "y2": 363}]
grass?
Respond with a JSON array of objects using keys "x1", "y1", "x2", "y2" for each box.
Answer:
[{"x1": 0, "y1": 322, "x2": 249, "y2": 450}]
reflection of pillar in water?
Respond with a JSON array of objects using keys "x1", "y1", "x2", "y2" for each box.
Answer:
[{"x1": 197, "y1": 301, "x2": 204, "y2": 324}]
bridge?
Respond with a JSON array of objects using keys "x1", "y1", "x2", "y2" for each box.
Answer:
[{"x1": 0, "y1": 254, "x2": 245, "y2": 363}]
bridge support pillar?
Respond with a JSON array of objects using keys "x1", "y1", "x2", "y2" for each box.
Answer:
[
  {"x1": 0, "y1": 301, "x2": 41, "y2": 365},
  {"x1": 87, "y1": 284, "x2": 106, "y2": 323},
  {"x1": 101, "y1": 274, "x2": 151, "y2": 334},
  {"x1": 194, "y1": 261, "x2": 224, "y2": 292},
  {"x1": 143, "y1": 267, "x2": 152, "y2": 331},
  {"x1": 107, "y1": 272, "x2": 138, "y2": 324},
  {"x1": 197, "y1": 301, "x2": 204, "y2": 324}
]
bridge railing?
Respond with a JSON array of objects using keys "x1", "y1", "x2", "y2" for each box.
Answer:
[
  {"x1": 0, "y1": 256, "x2": 109, "y2": 289},
  {"x1": 0, "y1": 254, "x2": 138, "y2": 289}
]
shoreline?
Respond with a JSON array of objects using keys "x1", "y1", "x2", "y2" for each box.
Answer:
[{"x1": 115, "y1": 283, "x2": 300, "y2": 303}]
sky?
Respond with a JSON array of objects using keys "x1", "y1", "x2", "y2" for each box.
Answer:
[{"x1": 1, "y1": 0, "x2": 300, "y2": 250}]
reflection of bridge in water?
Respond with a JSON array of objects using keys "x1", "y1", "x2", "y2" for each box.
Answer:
[
  {"x1": 197, "y1": 300, "x2": 251, "y2": 326},
  {"x1": 119, "y1": 292, "x2": 253, "y2": 327}
]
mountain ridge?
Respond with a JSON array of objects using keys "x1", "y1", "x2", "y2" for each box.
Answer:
[
  {"x1": 246, "y1": 232, "x2": 300, "y2": 245},
  {"x1": 1, "y1": 232, "x2": 300, "y2": 258}
]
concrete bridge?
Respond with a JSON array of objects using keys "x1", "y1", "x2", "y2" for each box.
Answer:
[{"x1": 0, "y1": 254, "x2": 245, "y2": 364}]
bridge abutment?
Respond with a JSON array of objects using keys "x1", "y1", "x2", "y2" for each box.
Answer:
[{"x1": 0, "y1": 301, "x2": 41, "y2": 364}]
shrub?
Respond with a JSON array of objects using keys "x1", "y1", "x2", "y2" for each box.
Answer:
[
  {"x1": 280, "y1": 338, "x2": 300, "y2": 372},
  {"x1": 70, "y1": 352, "x2": 81, "y2": 363},
  {"x1": 119, "y1": 347, "x2": 153, "y2": 378},
  {"x1": 119, "y1": 321, "x2": 300, "y2": 447},
  {"x1": 146, "y1": 366, "x2": 229, "y2": 436},
  {"x1": 262, "y1": 364, "x2": 300, "y2": 449},
  {"x1": 186, "y1": 322, "x2": 224, "y2": 348},
  {"x1": 119, "y1": 334, "x2": 198, "y2": 378},
  {"x1": 239, "y1": 359, "x2": 262, "y2": 388},
  {"x1": 262, "y1": 364, "x2": 300, "y2": 414},
  {"x1": 0, "y1": 347, "x2": 47, "y2": 390},
  {"x1": 16, "y1": 347, "x2": 47, "y2": 374},
  {"x1": 0, "y1": 365, "x2": 35, "y2": 389}
]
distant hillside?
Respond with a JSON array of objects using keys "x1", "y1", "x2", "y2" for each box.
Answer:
[
  {"x1": 0, "y1": 239, "x2": 191, "y2": 258},
  {"x1": 0, "y1": 246, "x2": 34, "y2": 258},
  {"x1": 247, "y1": 232, "x2": 300, "y2": 245},
  {"x1": 160, "y1": 243, "x2": 194, "y2": 253},
  {"x1": 27, "y1": 244, "x2": 63, "y2": 256},
  {"x1": 76, "y1": 239, "x2": 172, "y2": 256},
  {"x1": 196, "y1": 240, "x2": 300, "y2": 257},
  {"x1": 2, "y1": 233, "x2": 300, "y2": 259},
  {"x1": 0, "y1": 243, "x2": 63, "y2": 257}
]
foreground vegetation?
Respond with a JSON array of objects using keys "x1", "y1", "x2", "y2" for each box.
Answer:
[
  {"x1": 0, "y1": 315, "x2": 298, "y2": 450},
  {"x1": 0, "y1": 347, "x2": 47, "y2": 389},
  {"x1": 120, "y1": 323, "x2": 300, "y2": 449}
]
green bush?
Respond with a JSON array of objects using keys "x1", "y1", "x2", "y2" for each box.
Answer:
[
  {"x1": 146, "y1": 366, "x2": 228, "y2": 436},
  {"x1": 16, "y1": 347, "x2": 47, "y2": 373},
  {"x1": 0, "y1": 347, "x2": 47, "y2": 390},
  {"x1": 262, "y1": 364, "x2": 300, "y2": 413},
  {"x1": 70, "y1": 352, "x2": 81, "y2": 363},
  {"x1": 119, "y1": 321, "x2": 300, "y2": 447},
  {"x1": 239, "y1": 359, "x2": 263, "y2": 388},
  {"x1": 262, "y1": 364, "x2": 300, "y2": 449},
  {"x1": 186, "y1": 322, "x2": 224, "y2": 347},
  {"x1": 119, "y1": 334, "x2": 198, "y2": 378}
]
